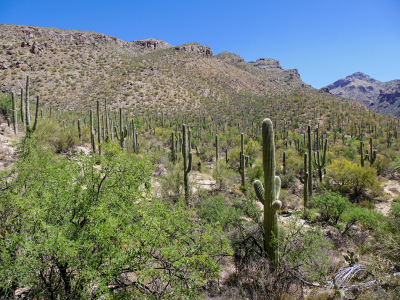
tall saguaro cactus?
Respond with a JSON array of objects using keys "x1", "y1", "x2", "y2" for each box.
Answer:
[
  {"x1": 12, "y1": 92, "x2": 17, "y2": 134},
  {"x1": 253, "y1": 118, "x2": 282, "y2": 269},
  {"x1": 182, "y1": 124, "x2": 193, "y2": 205},
  {"x1": 115, "y1": 108, "x2": 128, "y2": 149},
  {"x1": 307, "y1": 125, "x2": 313, "y2": 197},
  {"x1": 240, "y1": 133, "x2": 245, "y2": 186}
]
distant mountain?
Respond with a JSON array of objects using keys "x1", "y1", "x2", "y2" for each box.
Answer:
[{"x1": 325, "y1": 72, "x2": 400, "y2": 117}]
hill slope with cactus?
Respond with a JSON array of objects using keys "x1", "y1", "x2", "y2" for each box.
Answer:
[{"x1": 0, "y1": 24, "x2": 357, "y2": 114}]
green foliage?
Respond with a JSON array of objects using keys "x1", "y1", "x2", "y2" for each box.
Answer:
[
  {"x1": 0, "y1": 140, "x2": 230, "y2": 299},
  {"x1": 277, "y1": 212, "x2": 333, "y2": 283},
  {"x1": 309, "y1": 190, "x2": 387, "y2": 234},
  {"x1": 280, "y1": 171, "x2": 296, "y2": 189},
  {"x1": 198, "y1": 195, "x2": 242, "y2": 230},
  {"x1": 309, "y1": 191, "x2": 349, "y2": 225},
  {"x1": 326, "y1": 158, "x2": 381, "y2": 196},
  {"x1": 0, "y1": 92, "x2": 12, "y2": 116},
  {"x1": 392, "y1": 197, "x2": 400, "y2": 218}
]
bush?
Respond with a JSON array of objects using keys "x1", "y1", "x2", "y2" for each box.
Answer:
[
  {"x1": 326, "y1": 158, "x2": 381, "y2": 196},
  {"x1": 309, "y1": 191, "x2": 350, "y2": 225},
  {"x1": 0, "y1": 140, "x2": 231, "y2": 299},
  {"x1": 199, "y1": 195, "x2": 242, "y2": 230}
]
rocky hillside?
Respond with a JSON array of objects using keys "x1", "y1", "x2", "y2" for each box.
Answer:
[
  {"x1": 325, "y1": 72, "x2": 400, "y2": 117},
  {"x1": 0, "y1": 24, "x2": 363, "y2": 116}
]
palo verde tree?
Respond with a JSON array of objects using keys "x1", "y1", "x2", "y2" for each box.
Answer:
[{"x1": 0, "y1": 139, "x2": 230, "y2": 299}]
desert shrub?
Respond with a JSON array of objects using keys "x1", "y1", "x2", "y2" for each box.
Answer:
[
  {"x1": 280, "y1": 171, "x2": 296, "y2": 189},
  {"x1": 232, "y1": 213, "x2": 332, "y2": 299},
  {"x1": 392, "y1": 197, "x2": 400, "y2": 218},
  {"x1": 309, "y1": 191, "x2": 350, "y2": 225},
  {"x1": 0, "y1": 139, "x2": 231, "y2": 299},
  {"x1": 0, "y1": 92, "x2": 12, "y2": 117},
  {"x1": 326, "y1": 158, "x2": 381, "y2": 196},
  {"x1": 247, "y1": 164, "x2": 263, "y2": 183},
  {"x1": 199, "y1": 195, "x2": 242, "y2": 230},
  {"x1": 373, "y1": 154, "x2": 391, "y2": 175},
  {"x1": 213, "y1": 161, "x2": 236, "y2": 190}
]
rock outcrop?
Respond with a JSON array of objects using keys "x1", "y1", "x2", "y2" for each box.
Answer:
[
  {"x1": 174, "y1": 43, "x2": 213, "y2": 57},
  {"x1": 215, "y1": 53, "x2": 309, "y2": 88}
]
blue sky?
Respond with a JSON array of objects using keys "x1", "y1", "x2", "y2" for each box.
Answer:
[{"x1": 1, "y1": 0, "x2": 399, "y2": 88}]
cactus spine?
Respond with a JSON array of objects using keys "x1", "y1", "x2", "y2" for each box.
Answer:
[
  {"x1": 253, "y1": 119, "x2": 282, "y2": 269},
  {"x1": 182, "y1": 124, "x2": 193, "y2": 204}
]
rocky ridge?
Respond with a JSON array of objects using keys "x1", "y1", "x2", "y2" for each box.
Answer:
[
  {"x1": 325, "y1": 72, "x2": 400, "y2": 117},
  {"x1": 216, "y1": 52, "x2": 310, "y2": 88}
]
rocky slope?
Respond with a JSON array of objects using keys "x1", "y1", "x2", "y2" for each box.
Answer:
[
  {"x1": 0, "y1": 24, "x2": 361, "y2": 116},
  {"x1": 325, "y1": 72, "x2": 400, "y2": 117}
]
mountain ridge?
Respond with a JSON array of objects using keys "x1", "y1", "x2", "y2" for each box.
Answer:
[{"x1": 325, "y1": 72, "x2": 400, "y2": 117}]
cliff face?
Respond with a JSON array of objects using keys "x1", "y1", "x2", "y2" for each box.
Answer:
[{"x1": 215, "y1": 53, "x2": 310, "y2": 88}]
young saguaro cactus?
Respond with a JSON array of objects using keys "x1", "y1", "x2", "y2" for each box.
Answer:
[
  {"x1": 253, "y1": 118, "x2": 282, "y2": 269},
  {"x1": 182, "y1": 124, "x2": 193, "y2": 205}
]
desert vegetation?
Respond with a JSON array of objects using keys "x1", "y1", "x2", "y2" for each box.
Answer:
[{"x1": 0, "y1": 25, "x2": 400, "y2": 299}]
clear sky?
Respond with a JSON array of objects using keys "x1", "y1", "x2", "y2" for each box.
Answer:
[{"x1": 1, "y1": 0, "x2": 399, "y2": 88}]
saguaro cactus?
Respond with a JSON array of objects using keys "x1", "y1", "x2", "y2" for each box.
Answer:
[
  {"x1": 215, "y1": 134, "x2": 219, "y2": 171},
  {"x1": 307, "y1": 125, "x2": 313, "y2": 197},
  {"x1": 12, "y1": 92, "x2": 17, "y2": 134},
  {"x1": 314, "y1": 138, "x2": 327, "y2": 181},
  {"x1": 182, "y1": 124, "x2": 193, "y2": 204},
  {"x1": 240, "y1": 133, "x2": 245, "y2": 186},
  {"x1": 97, "y1": 100, "x2": 102, "y2": 155},
  {"x1": 253, "y1": 118, "x2": 282, "y2": 269},
  {"x1": 115, "y1": 108, "x2": 128, "y2": 149},
  {"x1": 367, "y1": 137, "x2": 377, "y2": 165}
]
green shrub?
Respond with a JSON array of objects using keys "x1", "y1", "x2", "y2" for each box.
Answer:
[
  {"x1": 309, "y1": 191, "x2": 349, "y2": 225},
  {"x1": 199, "y1": 195, "x2": 242, "y2": 230},
  {"x1": 326, "y1": 158, "x2": 381, "y2": 196},
  {"x1": 0, "y1": 140, "x2": 231, "y2": 299},
  {"x1": 0, "y1": 92, "x2": 12, "y2": 117}
]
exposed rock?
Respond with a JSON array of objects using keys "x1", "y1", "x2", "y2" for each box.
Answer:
[
  {"x1": 174, "y1": 43, "x2": 213, "y2": 57},
  {"x1": 216, "y1": 53, "x2": 309, "y2": 88},
  {"x1": 249, "y1": 58, "x2": 283, "y2": 71},
  {"x1": 371, "y1": 81, "x2": 400, "y2": 117},
  {"x1": 0, "y1": 61, "x2": 8, "y2": 69},
  {"x1": 325, "y1": 72, "x2": 400, "y2": 110},
  {"x1": 30, "y1": 41, "x2": 43, "y2": 54},
  {"x1": 319, "y1": 87, "x2": 331, "y2": 94},
  {"x1": 130, "y1": 38, "x2": 171, "y2": 52}
]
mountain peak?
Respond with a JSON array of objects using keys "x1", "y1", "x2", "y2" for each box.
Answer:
[{"x1": 346, "y1": 72, "x2": 379, "y2": 83}]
